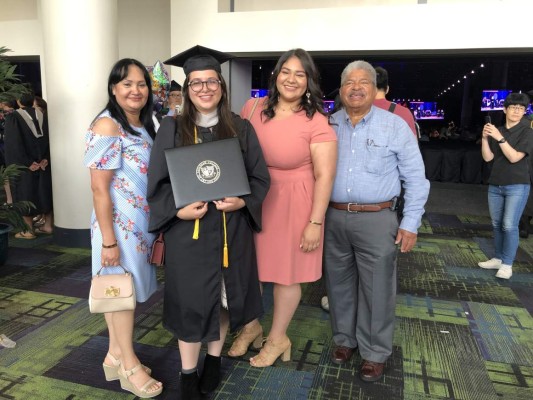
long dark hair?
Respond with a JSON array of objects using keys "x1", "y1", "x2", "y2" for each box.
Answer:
[
  {"x1": 178, "y1": 71, "x2": 237, "y2": 146},
  {"x1": 100, "y1": 58, "x2": 156, "y2": 138},
  {"x1": 262, "y1": 48, "x2": 326, "y2": 121}
]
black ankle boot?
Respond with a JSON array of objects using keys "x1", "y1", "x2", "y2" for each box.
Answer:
[
  {"x1": 199, "y1": 354, "x2": 221, "y2": 394},
  {"x1": 180, "y1": 371, "x2": 202, "y2": 400}
]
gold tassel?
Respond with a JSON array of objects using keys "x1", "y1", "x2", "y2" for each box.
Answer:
[
  {"x1": 222, "y1": 211, "x2": 229, "y2": 267},
  {"x1": 192, "y1": 126, "x2": 200, "y2": 241},
  {"x1": 193, "y1": 218, "x2": 199, "y2": 239},
  {"x1": 223, "y1": 245, "x2": 229, "y2": 268}
]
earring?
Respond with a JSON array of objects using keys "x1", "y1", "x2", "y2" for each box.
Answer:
[{"x1": 306, "y1": 91, "x2": 311, "y2": 104}]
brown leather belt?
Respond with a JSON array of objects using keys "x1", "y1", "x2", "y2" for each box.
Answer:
[{"x1": 329, "y1": 201, "x2": 393, "y2": 213}]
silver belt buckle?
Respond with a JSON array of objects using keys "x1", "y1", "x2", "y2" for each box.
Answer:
[{"x1": 347, "y1": 202, "x2": 358, "y2": 213}]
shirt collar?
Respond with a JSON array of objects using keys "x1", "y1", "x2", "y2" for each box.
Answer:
[
  {"x1": 506, "y1": 118, "x2": 530, "y2": 133},
  {"x1": 340, "y1": 105, "x2": 375, "y2": 127}
]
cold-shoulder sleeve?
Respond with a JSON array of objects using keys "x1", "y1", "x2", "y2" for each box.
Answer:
[
  {"x1": 147, "y1": 116, "x2": 179, "y2": 232},
  {"x1": 84, "y1": 132, "x2": 123, "y2": 170}
]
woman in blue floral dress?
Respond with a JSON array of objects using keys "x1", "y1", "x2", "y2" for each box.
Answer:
[{"x1": 84, "y1": 59, "x2": 162, "y2": 398}]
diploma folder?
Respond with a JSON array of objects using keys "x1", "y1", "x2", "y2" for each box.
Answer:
[{"x1": 164, "y1": 138, "x2": 251, "y2": 208}]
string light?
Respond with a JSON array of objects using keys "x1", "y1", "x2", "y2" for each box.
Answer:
[{"x1": 436, "y1": 62, "x2": 488, "y2": 98}]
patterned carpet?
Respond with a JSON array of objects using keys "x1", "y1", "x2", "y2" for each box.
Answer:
[{"x1": 1, "y1": 208, "x2": 532, "y2": 399}]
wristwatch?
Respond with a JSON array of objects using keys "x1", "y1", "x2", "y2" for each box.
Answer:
[{"x1": 498, "y1": 138, "x2": 507, "y2": 144}]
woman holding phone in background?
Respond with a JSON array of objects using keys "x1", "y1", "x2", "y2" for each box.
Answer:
[{"x1": 479, "y1": 92, "x2": 533, "y2": 280}]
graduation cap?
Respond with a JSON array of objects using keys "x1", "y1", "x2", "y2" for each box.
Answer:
[
  {"x1": 164, "y1": 45, "x2": 234, "y2": 76},
  {"x1": 169, "y1": 80, "x2": 182, "y2": 92}
]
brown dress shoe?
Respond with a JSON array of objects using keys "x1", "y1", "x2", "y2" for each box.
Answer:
[
  {"x1": 331, "y1": 345, "x2": 356, "y2": 364},
  {"x1": 359, "y1": 360, "x2": 385, "y2": 382}
]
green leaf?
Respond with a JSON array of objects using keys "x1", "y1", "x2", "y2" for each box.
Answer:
[{"x1": 0, "y1": 46, "x2": 30, "y2": 102}]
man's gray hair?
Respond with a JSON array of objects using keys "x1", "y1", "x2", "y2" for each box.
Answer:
[{"x1": 340, "y1": 61, "x2": 376, "y2": 86}]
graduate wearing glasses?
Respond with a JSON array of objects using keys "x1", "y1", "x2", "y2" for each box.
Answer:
[{"x1": 147, "y1": 46, "x2": 270, "y2": 399}]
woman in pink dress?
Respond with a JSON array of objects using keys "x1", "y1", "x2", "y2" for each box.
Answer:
[{"x1": 232, "y1": 48, "x2": 337, "y2": 367}]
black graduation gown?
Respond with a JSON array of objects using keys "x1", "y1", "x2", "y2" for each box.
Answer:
[
  {"x1": 3, "y1": 108, "x2": 53, "y2": 215},
  {"x1": 147, "y1": 114, "x2": 270, "y2": 342}
]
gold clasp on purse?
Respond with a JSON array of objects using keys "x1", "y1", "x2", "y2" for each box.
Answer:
[{"x1": 105, "y1": 286, "x2": 120, "y2": 297}]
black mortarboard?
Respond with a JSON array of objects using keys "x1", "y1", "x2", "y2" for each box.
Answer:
[
  {"x1": 169, "y1": 80, "x2": 181, "y2": 92},
  {"x1": 164, "y1": 45, "x2": 234, "y2": 76}
]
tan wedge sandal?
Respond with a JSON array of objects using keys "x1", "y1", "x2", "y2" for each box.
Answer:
[
  {"x1": 102, "y1": 352, "x2": 121, "y2": 381},
  {"x1": 118, "y1": 364, "x2": 162, "y2": 398},
  {"x1": 102, "y1": 353, "x2": 152, "y2": 381}
]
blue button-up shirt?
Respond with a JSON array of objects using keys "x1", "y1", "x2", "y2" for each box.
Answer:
[{"x1": 330, "y1": 106, "x2": 429, "y2": 233}]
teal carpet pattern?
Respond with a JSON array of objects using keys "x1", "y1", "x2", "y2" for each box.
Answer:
[{"x1": 0, "y1": 210, "x2": 532, "y2": 399}]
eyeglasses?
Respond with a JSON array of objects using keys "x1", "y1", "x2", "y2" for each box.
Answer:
[
  {"x1": 342, "y1": 79, "x2": 374, "y2": 88},
  {"x1": 507, "y1": 105, "x2": 526, "y2": 112},
  {"x1": 188, "y1": 79, "x2": 221, "y2": 93}
]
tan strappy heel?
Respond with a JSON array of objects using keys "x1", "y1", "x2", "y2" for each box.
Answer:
[
  {"x1": 228, "y1": 321, "x2": 264, "y2": 357},
  {"x1": 249, "y1": 336, "x2": 291, "y2": 367},
  {"x1": 118, "y1": 364, "x2": 162, "y2": 398}
]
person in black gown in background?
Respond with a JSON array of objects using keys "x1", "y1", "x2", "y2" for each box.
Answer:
[{"x1": 4, "y1": 92, "x2": 53, "y2": 238}]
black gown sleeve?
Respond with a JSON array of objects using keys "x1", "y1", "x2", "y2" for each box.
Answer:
[
  {"x1": 40, "y1": 111, "x2": 51, "y2": 161},
  {"x1": 236, "y1": 115, "x2": 270, "y2": 232},
  {"x1": 147, "y1": 116, "x2": 179, "y2": 232},
  {"x1": 4, "y1": 113, "x2": 31, "y2": 167}
]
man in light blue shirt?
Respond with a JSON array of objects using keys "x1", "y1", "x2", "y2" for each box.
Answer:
[{"x1": 324, "y1": 60, "x2": 429, "y2": 382}]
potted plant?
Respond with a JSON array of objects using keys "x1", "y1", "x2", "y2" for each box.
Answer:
[
  {"x1": 0, "y1": 46, "x2": 30, "y2": 103},
  {"x1": 0, "y1": 164, "x2": 35, "y2": 264}
]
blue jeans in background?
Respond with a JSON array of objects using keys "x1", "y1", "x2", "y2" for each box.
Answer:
[{"x1": 488, "y1": 184, "x2": 530, "y2": 266}]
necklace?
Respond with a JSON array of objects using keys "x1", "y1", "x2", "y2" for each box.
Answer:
[{"x1": 276, "y1": 103, "x2": 300, "y2": 112}]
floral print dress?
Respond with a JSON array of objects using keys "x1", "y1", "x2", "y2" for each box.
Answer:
[{"x1": 84, "y1": 111, "x2": 157, "y2": 302}]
